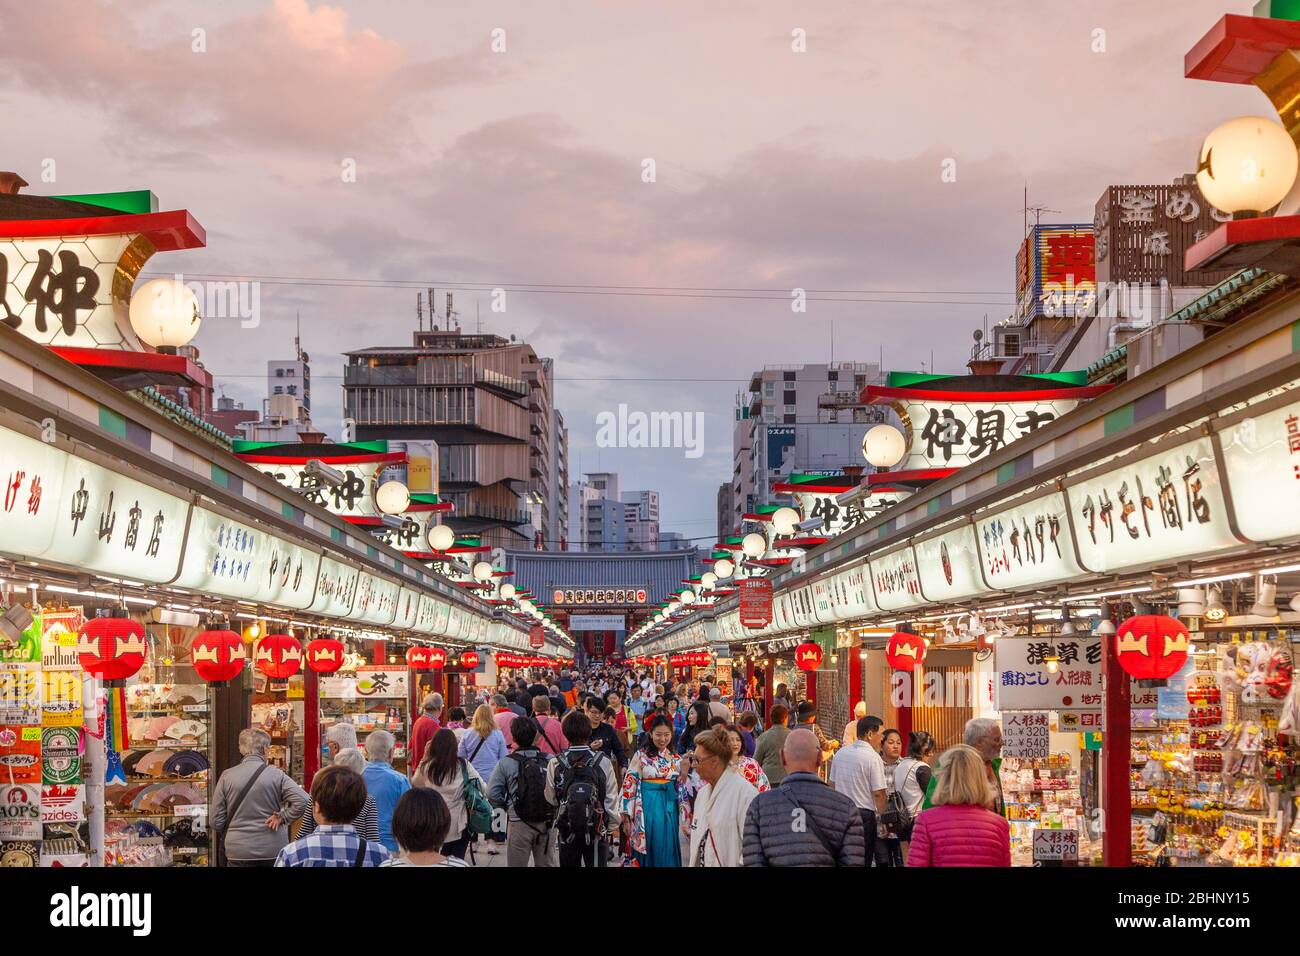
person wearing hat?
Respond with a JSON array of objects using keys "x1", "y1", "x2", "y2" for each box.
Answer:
[
  {"x1": 408, "y1": 694, "x2": 443, "y2": 778},
  {"x1": 211, "y1": 728, "x2": 309, "y2": 866}
]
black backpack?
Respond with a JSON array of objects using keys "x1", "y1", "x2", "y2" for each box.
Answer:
[
  {"x1": 553, "y1": 748, "x2": 607, "y2": 844},
  {"x1": 509, "y1": 751, "x2": 553, "y2": 826}
]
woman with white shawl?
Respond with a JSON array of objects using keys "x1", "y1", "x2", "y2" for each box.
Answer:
[{"x1": 687, "y1": 728, "x2": 757, "y2": 867}]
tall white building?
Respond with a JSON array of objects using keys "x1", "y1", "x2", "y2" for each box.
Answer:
[{"x1": 729, "y1": 362, "x2": 887, "y2": 527}]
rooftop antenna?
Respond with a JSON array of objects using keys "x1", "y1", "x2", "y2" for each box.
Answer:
[
  {"x1": 295, "y1": 311, "x2": 302, "y2": 360},
  {"x1": 446, "y1": 292, "x2": 458, "y2": 332},
  {"x1": 829, "y1": 320, "x2": 834, "y2": 366},
  {"x1": 428, "y1": 288, "x2": 437, "y2": 330},
  {"x1": 416, "y1": 293, "x2": 423, "y2": 331}
]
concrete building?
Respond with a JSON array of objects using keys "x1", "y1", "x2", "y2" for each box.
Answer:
[
  {"x1": 342, "y1": 327, "x2": 563, "y2": 552},
  {"x1": 234, "y1": 341, "x2": 324, "y2": 443},
  {"x1": 716, "y1": 481, "x2": 734, "y2": 543},
  {"x1": 728, "y1": 362, "x2": 886, "y2": 527}
]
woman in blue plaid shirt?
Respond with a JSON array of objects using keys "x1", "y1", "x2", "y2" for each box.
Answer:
[{"x1": 276, "y1": 766, "x2": 390, "y2": 867}]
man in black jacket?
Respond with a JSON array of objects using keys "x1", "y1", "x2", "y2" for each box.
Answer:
[
  {"x1": 583, "y1": 694, "x2": 626, "y2": 772},
  {"x1": 742, "y1": 729, "x2": 866, "y2": 867}
]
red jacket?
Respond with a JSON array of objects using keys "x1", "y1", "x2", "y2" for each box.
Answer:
[
  {"x1": 906, "y1": 804, "x2": 1010, "y2": 867},
  {"x1": 408, "y1": 714, "x2": 441, "y2": 772}
]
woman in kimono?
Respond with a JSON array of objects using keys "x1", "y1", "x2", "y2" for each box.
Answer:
[
  {"x1": 687, "y1": 728, "x2": 757, "y2": 867},
  {"x1": 620, "y1": 714, "x2": 683, "y2": 867},
  {"x1": 722, "y1": 724, "x2": 771, "y2": 793}
]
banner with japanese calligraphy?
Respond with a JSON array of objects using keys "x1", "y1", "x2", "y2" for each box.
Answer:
[
  {"x1": 829, "y1": 565, "x2": 875, "y2": 622},
  {"x1": 0, "y1": 234, "x2": 146, "y2": 350},
  {"x1": 869, "y1": 546, "x2": 925, "y2": 612},
  {"x1": 308, "y1": 556, "x2": 359, "y2": 618},
  {"x1": 247, "y1": 459, "x2": 386, "y2": 521},
  {"x1": 913, "y1": 522, "x2": 988, "y2": 603},
  {"x1": 1218, "y1": 397, "x2": 1300, "y2": 542},
  {"x1": 738, "y1": 578, "x2": 773, "y2": 628},
  {"x1": 1067, "y1": 435, "x2": 1235, "y2": 573},
  {"x1": 352, "y1": 572, "x2": 401, "y2": 626},
  {"x1": 895, "y1": 397, "x2": 1078, "y2": 472},
  {"x1": 0, "y1": 424, "x2": 189, "y2": 583},
  {"x1": 1002, "y1": 711, "x2": 1050, "y2": 758},
  {"x1": 392, "y1": 588, "x2": 421, "y2": 630},
  {"x1": 792, "y1": 489, "x2": 907, "y2": 538},
  {"x1": 995, "y1": 636, "x2": 1103, "y2": 711},
  {"x1": 975, "y1": 491, "x2": 1082, "y2": 590},
  {"x1": 174, "y1": 506, "x2": 320, "y2": 609}
]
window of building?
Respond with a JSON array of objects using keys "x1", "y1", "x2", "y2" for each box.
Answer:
[
  {"x1": 855, "y1": 374, "x2": 867, "y2": 389},
  {"x1": 827, "y1": 369, "x2": 838, "y2": 381},
  {"x1": 763, "y1": 382, "x2": 775, "y2": 397},
  {"x1": 275, "y1": 368, "x2": 285, "y2": 377},
  {"x1": 783, "y1": 390, "x2": 796, "y2": 405},
  {"x1": 784, "y1": 414, "x2": 797, "y2": 424},
  {"x1": 287, "y1": 385, "x2": 297, "y2": 395},
  {"x1": 783, "y1": 371, "x2": 795, "y2": 382},
  {"x1": 273, "y1": 386, "x2": 283, "y2": 395}
]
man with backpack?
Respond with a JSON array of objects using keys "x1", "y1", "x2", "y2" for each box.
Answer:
[
  {"x1": 545, "y1": 710, "x2": 620, "y2": 867},
  {"x1": 487, "y1": 717, "x2": 555, "y2": 867}
]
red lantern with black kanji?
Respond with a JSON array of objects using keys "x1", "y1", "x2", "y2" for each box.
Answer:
[
  {"x1": 254, "y1": 634, "x2": 302, "y2": 679},
  {"x1": 885, "y1": 631, "x2": 927, "y2": 672},
  {"x1": 78, "y1": 614, "x2": 147, "y2": 684},
  {"x1": 427, "y1": 647, "x2": 448, "y2": 670},
  {"x1": 461, "y1": 651, "x2": 481, "y2": 669},
  {"x1": 306, "y1": 638, "x2": 345, "y2": 674},
  {"x1": 1115, "y1": 614, "x2": 1190, "y2": 681},
  {"x1": 795, "y1": 642, "x2": 823, "y2": 672},
  {"x1": 191, "y1": 630, "x2": 247, "y2": 683}
]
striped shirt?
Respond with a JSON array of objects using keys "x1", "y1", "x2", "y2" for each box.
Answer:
[
  {"x1": 274, "y1": 824, "x2": 390, "y2": 867},
  {"x1": 296, "y1": 795, "x2": 381, "y2": 843}
]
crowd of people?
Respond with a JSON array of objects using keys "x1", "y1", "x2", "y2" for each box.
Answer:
[{"x1": 207, "y1": 662, "x2": 1011, "y2": 867}]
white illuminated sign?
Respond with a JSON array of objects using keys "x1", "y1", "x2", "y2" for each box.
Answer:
[
  {"x1": 309, "y1": 556, "x2": 359, "y2": 617},
  {"x1": 974, "y1": 491, "x2": 1081, "y2": 589},
  {"x1": 995, "y1": 636, "x2": 1103, "y2": 711},
  {"x1": 250, "y1": 460, "x2": 386, "y2": 520},
  {"x1": 914, "y1": 522, "x2": 987, "y2": 602},
  {"x1": 1219, "y1": 398, "x2": 1300, "y2": 542},
  {"x1": 870, "y1": 546, "x2": 925, "y2": 611},
  {"x1": 1067, "y1": 435, "x2": 1235, "y2": 573},
  {"x1": 896, "y1": 397, "x2": 1078, "y2": 472},
  {"x1": 175, "y1": 507, "x2": 320, "y2": 609}
]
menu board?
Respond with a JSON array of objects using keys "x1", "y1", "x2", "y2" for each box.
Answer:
[{"x1": 1002, "y1": 711, "x2": 1050, "y2": 758}]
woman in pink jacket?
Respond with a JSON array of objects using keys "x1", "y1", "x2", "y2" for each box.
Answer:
[{"x1": 906, "y1": 744, "x2": 1010, "y2": 867}]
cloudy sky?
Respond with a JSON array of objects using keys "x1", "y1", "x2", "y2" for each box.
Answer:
[{"x1": 0, "y1": 0, "x2": 1263, "y2": 542}]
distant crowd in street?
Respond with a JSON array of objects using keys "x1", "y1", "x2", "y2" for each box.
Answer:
[{"x1": 208, "y1": 661, "x2": 1010, "y2": 867}]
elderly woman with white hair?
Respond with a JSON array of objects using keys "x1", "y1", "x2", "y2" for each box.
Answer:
[
  {"x1": 921, "y1": 717, "x2": 1005, "y2": 815},
  {"x1": 296, "y1": 747, "x2": 381, "y2": 842},
  {"x1": 211, "y1": 728, "x2": 309, "y2": 866}
]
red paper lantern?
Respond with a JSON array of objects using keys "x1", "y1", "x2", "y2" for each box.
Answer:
[
  {"x1": 254, "y1": 634, "x2": 302, "y2": 679},
  {"x1": 1115, "y1": 615, "x2": 1190, "y2": 681},
  {"x1": 190, "y1": 630, "x2": 247, "y2": 683},
  {"x1": 461, "y1": 651, "x2": 481, "y2": 669},
  {"x1": 795, "y1": 642, "x2": 823, "y2": 672},
  {"x1": 427, "y1": 647, "x2": 447, "y2": 670},
  {"x1": 885, "y1": 631, "x2": 927, "y2": 672},
  {"x1": 78, "y1": 615, "x2": 147, "y2": 684},
  {"x1": 306, "y1": 638, "x2": 345, "y2": 674},
  {"x1": 405, "y1": 646, "x2": 431, "y2": 671}
]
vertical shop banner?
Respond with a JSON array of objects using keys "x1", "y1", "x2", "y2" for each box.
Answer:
[
  {"x1": 1002, "y1": 711, "x2": 1050, "y2": 758},
  {"x1": 738, "y1": 578, "x2": 773, "y2": 628},
  {"x1": 995, "y1": 636, "x2": 1103, "y2": 711},
  {"x1": 1066, "y1": 435, "x2": 1235, "y2": 573}
]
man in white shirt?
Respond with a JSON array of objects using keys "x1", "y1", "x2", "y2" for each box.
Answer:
[
  {"x1": 707, "y1": 687, "x2": 730, "y2": 723},
  {"x1": 829, "y1": 715, "x2": 886, "y2": 865}
]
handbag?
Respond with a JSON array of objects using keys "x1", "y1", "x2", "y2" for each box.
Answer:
[
  {"x1": 460, "y1": 759, "x2": 495, "y2": 837},
  {"x1": 881, "y1": 762, "x2": 918, "y2": 834}
]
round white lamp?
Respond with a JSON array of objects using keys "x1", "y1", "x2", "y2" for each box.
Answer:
[
  {"x1": 428, "y1": 524, "x2": 455, "y2": 552},
  {"x1": 519, "y1": 600, "x2": 535, "y2": 615},
  {"x1": 700, "y1": 571, "x2": 717, "y2": 589},
  {"x1": 472, "y1": 561, "x2": 494, "y2": 582},
  {"x1": 771, "y1": 507, "x2": 800, "y2": 536},
  {"x1": 862, "y1": 424, "x2": 907, "y2": 468},
  {"x1": 499, "y1": 582, "x2": 516, "y2": 601},
  {"x1": 129, "y1": 278, "x2": 202, "y2": 353},
  {"x1": 741, "y1": 532, "x2": 767, "y2": 558},
  {"x1": 1196, "y1": 116, "x2": 1299, "y2": 217},
  {"x1": 374, "y1": 480, "x2": 410, "y2": 516},
  {"x1": 679, "y1": 588, "x2": 696, "y2": 605},
  {"x1": 713, "y1": 558, "x2": 735, "y2": 579}
]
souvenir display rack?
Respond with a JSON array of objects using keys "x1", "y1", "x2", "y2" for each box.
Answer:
[
  {"x1": 106, "y1": 677, "x2": 212, "y2": 867},
  {"x1": 1002, "y1": 752, "x2": 1098, "y2": 865}
]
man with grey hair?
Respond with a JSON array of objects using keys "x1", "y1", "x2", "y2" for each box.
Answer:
[
  {"x1": 211, "y1": 727, "x2": 308, "y2": 866},
  {"x1": 922, "y1": 717, "x2": 1004, "y2": 814},
  {"x1": 363, "y1": 730, "x2": 410, "y2": 853},
  {"x1": 409, "y1": 693, "x2": 444, "y2": 777},
  {"x1": 296, "y1": 747, "x2": 381, "y2": 842},
  {"x1": 324, "y1": 721, "x2": 358, "y2": 763}
]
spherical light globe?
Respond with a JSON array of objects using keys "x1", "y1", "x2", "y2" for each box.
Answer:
[
  {"x1": 667, "y1": 601, "x2": 680, "y2": 614},
  {"x1": 519, "y1": 600, "x2": 535, "y2": 615},
  {"x1": 713, "y1": 558, "x2": 735, "y2": 579},
  {"x1": 772, "y1": 507, "x2": 800, "y2": 536},
  {"x1": 374, "y1": 480, "x2": 410, "y2": 516},
  {"x1": 428, "y1": 524, "x2": 455, "y2": 552},
  {"x1": 129, "y1": 278, "x2": 202, "y2": 351},
  {"x1": 862, "y1": 424, "x2": 907, "y2": 468},
  {"x1": 679, "y1": 588, "x2": 696, "y2": 605},
  {"x1": 1197, "y1": 116, "x2": 1299, "y2": 216},
  {"x1": 472, "y1": 561, "x2": 494, "y2": 582},
  {"x1": 741, "y1": 532, "x2": 767, "y2": 558},
  {"x1": 499, "y1": 582, "x2": 516, "y2": 601},
  {"x1": 700, "y1": 572, "x2": 717, "y2": 589}
]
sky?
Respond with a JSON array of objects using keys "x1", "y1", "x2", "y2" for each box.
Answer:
[{"x1": 0, "y1": 0, "x2": 1266, "y2": 543}]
